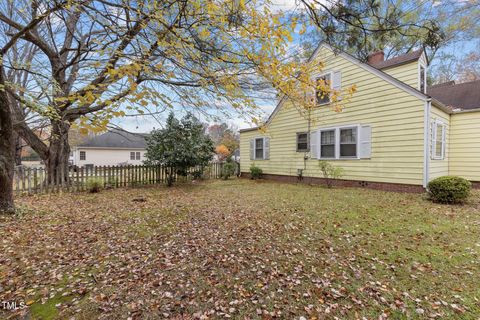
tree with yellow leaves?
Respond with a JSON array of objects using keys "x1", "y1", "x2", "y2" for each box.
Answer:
[
  {"x1": 2, "y1": 0, "x2": 310, "y2": 186},
  {"x1": 215, "y1": 144, "x2": 230, "y2": 161}
]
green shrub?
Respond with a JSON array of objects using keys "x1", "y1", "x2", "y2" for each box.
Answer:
[
  {"x1": 250, "y1": 165, "x2": 263, "y2": 180},
  {"x1": 86, "y1": 178, "x2": 103, "y2": 193},
  {"x1": 191, "y1": 170, "x2": 204, "y2": 180},
  {"x1": 319, "y1": 161, "x2": 344, "y2": 188},
  {"x1": 221, "y1": 162, "x2": 236, "y2": 180},
  {"x1": 427, "y1": 176, "x2": 471, "y2": 204}
]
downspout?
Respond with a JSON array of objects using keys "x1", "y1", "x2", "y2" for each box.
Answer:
[{"x1": 423, "y1": 99, "x2": 431, "y2": 188}]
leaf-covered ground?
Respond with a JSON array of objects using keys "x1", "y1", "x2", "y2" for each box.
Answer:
[{"x1": 1, "y1": 179, "x2": 479, "y2": 319}]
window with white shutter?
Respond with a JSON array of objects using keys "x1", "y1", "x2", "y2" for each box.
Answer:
[
  {"x1": 332, "y1": 71, "x2": 342, "y2": 99},
  {"x1": 315, "y1": 72, "x2": 332, "y2": 105},
  {"x1": 310, "y1": 130, "x2": 318, "y2": 159},
  {"x1": 250, "y1": 139, "x2": 254, "y2": 160},
  {"x1": 359, "y1": 125, "x2": 372, "y2": 159},
  {"x1": 263, "y1": 137, "x2": 270, "y2": 160},
  {"x1": 250, "y1": 137, "x2": 269, "y2": 160},
  {"x1": 340, "y1": 127, "x2": 357, "y2": 158},
  {"x1": 311, "y1": 124, "x2": 371, "y2": 160},
  {"x1": 432, "y1": 120, "x2": 446, "y2": 160},
  {"x1": 320, "y1": 130, "x2": 336, "y2": 159}
]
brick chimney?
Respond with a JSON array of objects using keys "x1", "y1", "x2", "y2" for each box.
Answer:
[{"x1": 367, "y1": 50, "x2": 385, "y2": 65}]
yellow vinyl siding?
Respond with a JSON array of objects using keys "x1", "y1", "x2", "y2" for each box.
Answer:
[
  {"x1": 429, "y1": 105, "x2": 450, "y2": 180},
  {"x1": 240, "y1": 46, "x2": 426, "y2": 185},
  {"x1": 449, "y1": 111, "x2": 480, "y2": 181},
  {"x1": 383, "y1": 62, "x2": 419, "y2": 89}
]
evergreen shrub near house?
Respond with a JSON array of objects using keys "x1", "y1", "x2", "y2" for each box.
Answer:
[
  {"x1": 221, "y1": 161, "x2": 236, "y2": 180},
  {"x1": 86, "y1": 177, "x2": 103, "y2": 193},
  {"x1": 250, "y1": 165, "x2": 263, "y2": 179},
  {"x1": 144, "y1": 112, "x2": 215, "y2": 186},
  {"x1": 427, "y1": 176, "x2": 471, "y2": 204}
]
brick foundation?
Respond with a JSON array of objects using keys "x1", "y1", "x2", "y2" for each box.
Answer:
[{"x1": 240, "y1": 172, "x2": 426, "y2": 193}]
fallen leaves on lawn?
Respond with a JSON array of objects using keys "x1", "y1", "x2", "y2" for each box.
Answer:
[{"x1": 0, "y1": 180, "x2": 479, "y2": 319}]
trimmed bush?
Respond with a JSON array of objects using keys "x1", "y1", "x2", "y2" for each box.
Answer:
[
  {"x1": 250, "y1": 165, "x2": 263, "y2": 180},
  {"x1": 221, "y1": 162, "x2": 236, "y2": 180},
  {"x1": 427, "y1": 176, "x2": 471, "y2": 204},
  {"x1": 86, "y1": 178, "x2": 103, "y2": 193}
]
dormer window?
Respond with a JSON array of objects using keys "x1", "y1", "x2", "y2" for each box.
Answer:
[
  {"x1": 419, "y1": 65, "x2": 426, "y2": 93},
  {"x1": 316, "y1": 73, "x2": 332, "y2": 105}
]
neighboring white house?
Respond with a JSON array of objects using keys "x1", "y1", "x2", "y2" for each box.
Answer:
[{"x1": 71, "y1": 129, "x2": 148, "y2": 167}]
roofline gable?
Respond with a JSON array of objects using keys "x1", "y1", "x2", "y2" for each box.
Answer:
[{"x1": 240, "y1": 42, "x2": 445, "y2": 133}]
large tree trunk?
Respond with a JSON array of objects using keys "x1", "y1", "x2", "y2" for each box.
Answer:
[
  {"x1": 14, "y1": 132, "x2": 22, "y2": 166},
  {"x1": 45, "y1": 121, "x2": 71, "y2": 184},
  {"x1": 0, "y1": 90, "x2": 15, "y2": 214}
]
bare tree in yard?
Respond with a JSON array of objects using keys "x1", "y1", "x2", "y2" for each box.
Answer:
[
  {"x1": 0, "y1": 1, "x2": 66, "y2": 213},
  {"x1": 0, "y1": 0, "x2": 316, "y2": 188}
]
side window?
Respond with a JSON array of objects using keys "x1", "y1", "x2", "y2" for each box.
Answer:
[
  {"x1": 79, "y1": 151, "x2": 86, "y2": 161},
  {"x1": 130, "y1": 152, "x2": 135, "y2": 160},
  {"x1": 420, "y1": 65, "x2": 426, "y2": 93},
  {"x1": 136, "y1": 152, "x2": 141, "y2": 160},
  {"x1": 316, "y1": 73, "x2": 331, "y2": 105},
  {"x1": 340, "y1": 127, "x2": 357, "y2": 158},
  {"x1": 255, "y1": 138, "x2": 264, "y2": 160},
  {"x1": 432, "y1": 121, "x2": 446, "y2": 159},
  {"x1": 296, "y1": 133, "x2": 309, "y2": 152},
  {"x1": 320, "y1": 130, "x2": 335, "y2": 158}
]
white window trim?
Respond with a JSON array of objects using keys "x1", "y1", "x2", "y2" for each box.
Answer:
[
  {"x1": 432, "y1": 119, "x2": 446, "y2": 160},
  {"x1": 418, "y1": 63, "x2": 427, "y2": 93},
  {"x1": 318, "y1": 124, "x2": 360, "y2": 160},
  {"x1": 319, "y1": 129, "x2": 336, "y2": 160},
  {"x1": 314, "y1": 71, "x2": 334, "y2": 106},
  {"x1": 254, "y1": 137, "x2": 265, "y2": 160}
]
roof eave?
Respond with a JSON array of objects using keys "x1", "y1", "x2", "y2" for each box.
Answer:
[{"x1": 239, "y1": 127, "x2": 260, "y2": 133}]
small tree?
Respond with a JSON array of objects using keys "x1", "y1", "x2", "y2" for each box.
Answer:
[
  {"x1": 319, "y1": 161, "x2": 344, "y2": 188},
  {"x1": 144, "y1": 112, "x2": 214, "y2": 186}
]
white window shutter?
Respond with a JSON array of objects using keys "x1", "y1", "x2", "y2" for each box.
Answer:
[
  {"x1": 310, "y1": 130, "x2": 318, "y2": 159},
  {"x1": 431, "y1": 122, "x2": 437, "y2": 159},
  {"x1": 359, "y1": 125, "x2": 372, "y2": 159},
  {"x1": 263, "y1": 137, "x2": 270, "y2": 160},
  {"x1": 441, "y1": 124, "x2": 446, "y2": 159},
  {"x1": 250, "y1": 139, "x2": 254, "y2": 160},
  {"x1": 332, "y1": 71, "x2": 342, "y2": 100}
]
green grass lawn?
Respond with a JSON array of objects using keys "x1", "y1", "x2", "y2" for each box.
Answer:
[{"x1": 1, "y1": 179, "x2": 479, "y2": 319}]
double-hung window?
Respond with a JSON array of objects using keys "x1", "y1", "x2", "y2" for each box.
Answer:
[
  {"x1": 130, "y1": 152, "x2": 136, "y2": 160},
  {"x1": 296, "y1": 132, "x2": 309, "y2": 152},
  {"x1": 255, "y1": 138, "x2": 264, "y2": 159},
  {"x1": 316, "y1": 125, "x2": 366, "y2": 159},
  {"x1": 136, "y1": 152, "x2": 141, "y2": 160},
  {"x1": 79, "y1": 151, "x2": 86, "y2": 161},
  {"x1": 340, "y1": 127, "x2": 357, "y2": 158},
  {"x1": 316, "y1": 73, "x2": 331, "y2": 105},
  {"x1": 320, "y1": 130, "x2": 335, "y2": 158},
  {"x1": 432, "y1": 121, "x2": 446, "y2": 160}
]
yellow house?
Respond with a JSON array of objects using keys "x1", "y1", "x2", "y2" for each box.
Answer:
[{"x1": 239, "y1": 43, "x2": 480, "y2": 191}]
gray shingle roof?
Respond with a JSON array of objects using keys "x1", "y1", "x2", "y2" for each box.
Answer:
[
  {"x1": 78, "y1": 129, "x2": 148, "y2": 149},
  {"x1": 428, "y1": 80, "x2": 480, "y2": 110}
]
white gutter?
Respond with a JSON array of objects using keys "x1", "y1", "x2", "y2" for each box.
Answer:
[{"x1": 423, "y1": 99, "x2": 431, "y2": 188}]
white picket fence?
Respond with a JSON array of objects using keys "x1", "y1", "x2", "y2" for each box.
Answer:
[{"x1": 13, "y1": 162, "x2": 230, "y2": 194}]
